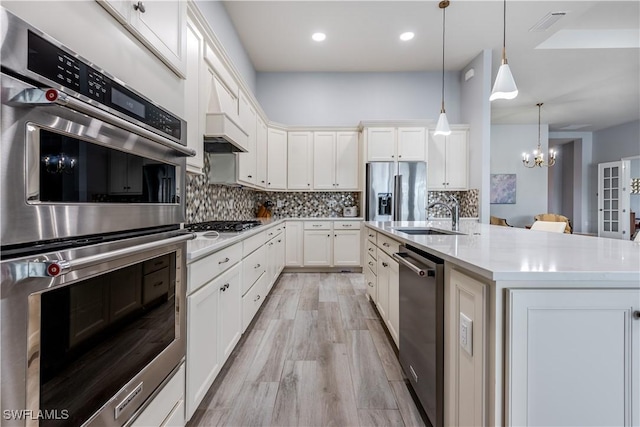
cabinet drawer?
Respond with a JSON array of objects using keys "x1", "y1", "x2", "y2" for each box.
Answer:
[
  {"x1": 242, "y1": 272, "x2": 267, "y2": 332},
  {"x1": 242, "y1": 245, "x2": 266, "y2": 295},
  {"x1": 366, "y1": 254, "x2": 377, "y2": 275},
  {"x1": 132, "y1": 363, "x2": 184, "y2": 427},
  {"x1": 333, "y1": 221, "x2": 361, "y2": 230},
  {"x1": 143, "y1": 254, "x2": 171, "y2": 275},
  {"x1": 265, "y1": 224, "x2": 284, "y2": 239},
  {"x1": 365, "y1": 239, "x2": 377, "y2": 260},
  {"x1": 378, "y1": 234, "x2": 401, "y2": 257},
  {"x1": 188, "y1": 242, "x2": 242, "y2": 294},
  {"x1": 143, "y1": 267, "x2": 170, "y2": 304},
  {"x1": 304, "y1": 221, "x2": 331, "y2": 230},
  {"x1": 243, "y1": 231, "x2": 265, "y2": 257},
  {"x1": 366, "y1": 228, "x2": 377, "y2": 244},
  {"x1": 364, "y1": 264, "x2": 377, "y2": 301}
]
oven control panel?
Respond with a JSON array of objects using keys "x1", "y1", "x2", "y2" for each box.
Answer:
[{"x1": 26, "y1": 31, "x2": 183, "y2": 142}]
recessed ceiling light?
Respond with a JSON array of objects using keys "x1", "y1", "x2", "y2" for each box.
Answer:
[
  {"x1": 312, "y1": 32, "x2": 326, "y2": 42},
  {"x1": 400, "y1": 32, "x2": 415, "y2": 41}
]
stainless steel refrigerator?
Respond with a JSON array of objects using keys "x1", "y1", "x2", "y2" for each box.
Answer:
[{"x1": 366, "y1": 162, "x2": 427, "y2": 221}]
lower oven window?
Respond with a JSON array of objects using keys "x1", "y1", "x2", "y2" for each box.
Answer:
[{"x1": 39, "y1": 253, "x2": 176, "y2": 426}]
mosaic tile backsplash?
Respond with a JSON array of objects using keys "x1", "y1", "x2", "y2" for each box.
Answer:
[
  {"x1": 427, "y1": 189, "x2": 479, "y2": 218},
  {"x1": 255, "y1": 192, "x2": 360, "y2": 218}
]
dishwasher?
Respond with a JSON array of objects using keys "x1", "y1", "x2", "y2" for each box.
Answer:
[{"x1": 393, "y1": 244, "x2": 444, "y2": 427}]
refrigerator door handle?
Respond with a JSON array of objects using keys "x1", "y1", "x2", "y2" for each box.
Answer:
[{"x1": 393, "y1": 174, "x2": 402, "y2": 220}]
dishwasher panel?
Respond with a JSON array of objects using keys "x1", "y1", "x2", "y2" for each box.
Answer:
[{"x1": 394, "y1": 244, "x2": 444, "y2": 427}]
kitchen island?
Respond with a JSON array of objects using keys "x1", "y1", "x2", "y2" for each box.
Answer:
[{"x1": 365, "y1": 221, "x2": 640, "y2": 427}]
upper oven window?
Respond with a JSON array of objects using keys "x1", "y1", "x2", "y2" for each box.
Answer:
[{"x1": 34, "y1": 127, "x2": 177, "y2": 203}]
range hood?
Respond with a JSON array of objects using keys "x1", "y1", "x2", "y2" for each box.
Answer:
[
  {"x1": 203, "y1": 44, "x2": 249, "y2": 153},
  {"x1": 204, "y1": 113, "x2": 248, "y2": 153}
]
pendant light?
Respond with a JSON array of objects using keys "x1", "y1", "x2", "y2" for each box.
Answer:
[
  {"x1": 522, "y1": 103, "x2": 556, "y2": 168},
  {"x1": 490, "y1": 0, "x2": 518, "y2": 101},
  {"x1": 434, "y1": 0, "x2": 451, "y2": 136}
]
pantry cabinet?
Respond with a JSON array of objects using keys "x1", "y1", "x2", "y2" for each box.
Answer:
[
  {"x1": 287, "y1": 131, "x2": 314, "y2": 190},
  {"x1": 428, "y1": 129, "x2": 468, "y2": 190},
  {"x1": 98, "y1": 0, "x2": 187, "y2": 77},
  {"x1": 267, "y1": 128, "x2": 287, "y2": 190},
  {"x1": 366, "y1": 127, "x2": 426, "y2": 162},
  {"x1": 313, "y1": 131, "x2": 359, "y2": 190}
]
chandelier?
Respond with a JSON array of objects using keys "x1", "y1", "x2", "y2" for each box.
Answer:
[{"x1": 522, "y1": 103, "x2": 556, "y2": 168}]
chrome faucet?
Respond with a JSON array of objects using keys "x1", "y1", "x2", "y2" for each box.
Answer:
[{"x1": 427, "y1": 194, "x2": 460, "y2": 231}]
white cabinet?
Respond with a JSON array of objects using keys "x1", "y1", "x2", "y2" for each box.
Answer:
[
  {"x1": 184, "y1": 17, "x2": 205, "y2": 173},
  {"x1": 366, "y1": 127, "x2": 395, "y2": 161},
  {"x1": 506, "y1": 289, "x2": 640, "y2": 427},
  {"x1": 428, "y1": 129, "x2": 468, "y2": 190},
  {"x1": 98, "y1": 0, "x2": 186, "y2": 77},
  {"x1": 186, "y1": 272, "x2": 220, "y2": 419},
  {"x1": 256, "y1": 117, "x2": 268, "y2": 188},
  {"x1": 217, "y1": 263, "x2": 242, "y2": 364},
  {"x1": 237, "y1": 92, "x2": 257, "y2": 185},
  {"x1": 335, "y1": 131, "x2": 360, "y2": 190},
  {"x1": 397, "y1": 127, "x2": 426, "y2": 161},
  {"x1": 132, "y1": 363, "x2": 185, "y2": 427},
  {"x1": 267, "y1": 128, "x2": 287, "y2": 190},
  {"x1": 303, "y1": 228, "x2": 333, "y2": 267},
  {"x1": 108, "y1": 151, "x2": 143, "y2": 194},
  {"x1": 376, "y1": 251, "x2": 391, "y2": 320},
  {"x1": 366, "y1": 127, "x2": 426, "y2": 162},
  {"x1": 287, "y1": 131, "x2": 313, "y2": 190},
  {"x1": 332, "y1": 222, "x2": 361, "y2": 266},
  {"x1": 314, "y1": 131, "x2": 359, "y2": 190},
  {"x1": 285, "y1": 221, "x2": 304, "y2": 267}
]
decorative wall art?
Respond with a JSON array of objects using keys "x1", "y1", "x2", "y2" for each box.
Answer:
[{"x1": 490, "y1": 174, "x2": 517, "y2": 204}]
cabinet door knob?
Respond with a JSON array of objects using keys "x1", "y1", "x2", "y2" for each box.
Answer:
[
  {"x1": 133, "y1": 1, "x2": 146, "y2": 13},
  {"x1": 634, "y1": 311, "x2": 640, "y2": 319},
  {"x1": 382, "y1": 262, "x2": 389, "y2": 267},
  {"x1": 247, "y1": 175, "x2": 252, "y2": 178}
]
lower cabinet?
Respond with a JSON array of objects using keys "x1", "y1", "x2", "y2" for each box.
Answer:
[
  {"x1": 505, "y1": 288, "x2": 640, "y2": 427},
  {"x1": 132, "y1": 363, "x2": 185, "y2": 427},
  {"x1": 333, "y1": 230, "x2": 361, "y2": 266},
  {"x1": 186, "y1": 263, "x2": 241, "y2": 420},
  {"x1": 387, "y1": 258, "x2": 399, "y2": 346},
  {"x1": 285, "y1": 221, "x2": 303, "y2": 266},
  {"x1": 364, "y1": 262, "x2": 377, "y2": 302},
  {"x1": 242, "y1": 272, "x2": 268, "y2": 331},
  {"x1": 303, "y1": 230, "x2": 332, "y2": 266},
  {"x1": 301, "y1": 221, "x2": 362, "y2": 267}
]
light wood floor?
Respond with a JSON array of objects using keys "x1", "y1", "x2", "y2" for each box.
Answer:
[{"x1": 187, "y1": 273, "x2": 428, "y2": 427}]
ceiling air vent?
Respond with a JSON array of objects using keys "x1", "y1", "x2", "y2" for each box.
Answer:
[{"x1": 529, "y1": 12, "x2": 568, "y2": 32}]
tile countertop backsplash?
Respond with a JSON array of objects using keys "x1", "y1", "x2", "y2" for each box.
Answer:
[{"x1": 186, "y1": 155, "x2": 478, "y2": 223}]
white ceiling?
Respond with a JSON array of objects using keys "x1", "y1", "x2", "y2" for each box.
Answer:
[{"x1": 222, "y1": 1, "x2": 640, "y2": 132}]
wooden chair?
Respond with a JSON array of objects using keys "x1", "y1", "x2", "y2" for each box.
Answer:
[
  {"x1": 530, "y1": 220, "x2": 567, "y2": 233},
  {"x1": 490, "y1": 216, "x2": 512, "y2": 227},
  {"x1": 534, "y1": 213, "x2": 572, "y2": 234}
]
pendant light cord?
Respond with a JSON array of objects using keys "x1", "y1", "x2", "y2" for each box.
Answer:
[
  {"x1": 502, "y1": 0, "x2": 507, "y2": 62},
  {"x1": 537, "y1": 103, "x2": 542, "y2": 150},
  {"x1": 441, "y1": 4, "x2": 446, "y2": 113}
]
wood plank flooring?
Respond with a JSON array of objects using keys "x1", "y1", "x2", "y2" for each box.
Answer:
[{"x1": 188, "y1": 273, "x2": 427, "y2": 427}]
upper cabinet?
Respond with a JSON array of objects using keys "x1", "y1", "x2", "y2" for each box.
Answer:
[
  {"x1": 287, "y1": 131, "x2": 314, "y2": 190},
  {"x1": 267, "y1": 128, "x2": 287, "y2": 190},
  {"x1": 256, "y1": 117, "x2": 268, "y2": 188},
  {"x1": 428, "y1": 129, "x2": 469, "y2": 190},
  {"x1": 98, "y1": 0, "x2": 187, "y2": 77},
  {"x1": 183, "y1": 16, "x2": 205, "y2": 173},
  {"x1": 238, "y1": 92, "x2": 257, "y2": 186},
  {"x1": 366, "y1": 127, "x2": 426, "y2": 162},
  {"x1": 314, "y1": 131, "x2": 359, "y2": 190}
]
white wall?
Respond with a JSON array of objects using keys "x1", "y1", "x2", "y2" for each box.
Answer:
[
  {"x1": 460, "y1": 49, "x2": 492, "y2": 224},
  {"x1": 255, "y1": 71, "x2": 461, "y2": 126},
  {"x1": 592, "y1": 120, "x2": 640, "y2": 162},
  {"x1": 4, "y1": 1, "x2": 185, "y2": 117},
  {"x1": 194, "y1": 0, "x2": 257, "y2": 93},
  {"x1": 490, "y1": 124, "x2": 549, "y2": 228}
]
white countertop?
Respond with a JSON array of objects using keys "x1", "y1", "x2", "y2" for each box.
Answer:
[
  {"x1": 366, "y1": 221, "x2": 640, "y2": 282},
  {"x1": 186, "y1": 217, "x2": 363, "y2": 262}
]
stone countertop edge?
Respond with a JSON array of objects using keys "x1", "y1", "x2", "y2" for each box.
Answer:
[
  {"x1": 365, "y1": 221, "x2": 640, "y2": 283},
  {"x1": 186, "y1": 217, "x2": 365, "y2": 262}
]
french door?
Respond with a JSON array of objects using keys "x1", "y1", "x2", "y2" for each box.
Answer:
[{"x1": 598, "y1": 160, "x2": 630, "y2": 239}]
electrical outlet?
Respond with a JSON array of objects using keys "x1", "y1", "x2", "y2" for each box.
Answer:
[{"x1": 460, "y1": 313, "x2": 473, "y2": 356}]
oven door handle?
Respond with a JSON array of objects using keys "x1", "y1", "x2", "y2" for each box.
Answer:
[
  {"x1": 11, "y1": 88, "x2": 196, "y2": 157},
  {"x1": 393, "y1": 252, "x2": 430, "y2": 277},
  {"x1": 28, "y1": 232, "x2": 195, "y2": 278}
]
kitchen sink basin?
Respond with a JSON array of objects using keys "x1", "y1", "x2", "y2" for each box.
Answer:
[{"x1": 392, "y1": 227, "x2": 465, "y2": 236}]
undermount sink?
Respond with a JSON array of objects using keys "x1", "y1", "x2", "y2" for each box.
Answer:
[{"x1": 392, "y1": 227, "x2": 466, "y2": 236}]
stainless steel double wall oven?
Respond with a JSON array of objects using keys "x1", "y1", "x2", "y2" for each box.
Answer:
[{"x1": 1, "y1": 9, "x2": 194, "y2": 427}]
